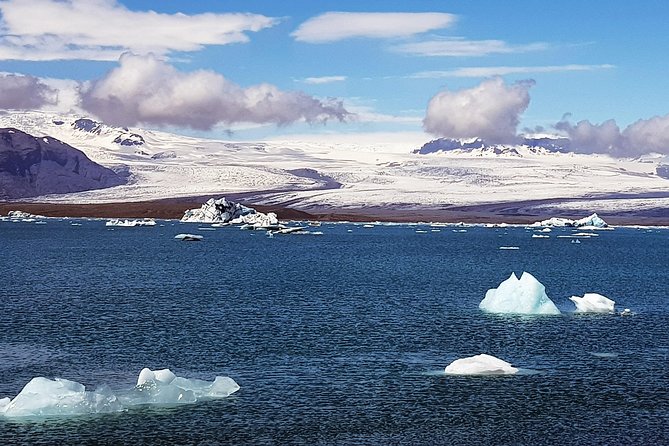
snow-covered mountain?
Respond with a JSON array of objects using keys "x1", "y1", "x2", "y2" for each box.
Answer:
[
  {"x1": 0, "y1": 110, "x2": 667, "y2": 217},
  {"x1": 414, "y1": 137, "x2": 572, "y2": 156},
  {"x1": 0, "y1": 127, "x2": 126, "y2": 199}
]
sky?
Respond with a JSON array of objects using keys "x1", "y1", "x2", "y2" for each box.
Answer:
[{"x1": 1, "y1": 0, "x2": 669, "y2": 154}]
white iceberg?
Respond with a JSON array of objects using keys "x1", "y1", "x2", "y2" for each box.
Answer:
[
  {"x1": 531, "y1": 213, "x2": 608, "y2": 228},
  {"x1": 569, "y1": 293, "x2": 615, "y2": 313},
  {"x1": 181, "y1": 197, "x2": 278, "y2": 228},
  {"x1": 445, "y1": 354, "x2": 518, "y2": 375},
  {"x1": 106, "y1": 218, "x2": 156, "y2": 227},
  {"x1": 0, "y1": 377, "x2": 121, "y2": 418},
  {"x1": 0, "y1": 368, "x2": 239, "y2": 418},
  {"x1": 479, "y1": 272, "x2": 561, "y2": 315}
]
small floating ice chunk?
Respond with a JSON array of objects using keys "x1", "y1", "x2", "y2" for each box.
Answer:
[
  {"x1": 479, "y1": 272, "x2": 561, "y2": 315},
  {"x1": 499, "y1": 246, "x2": 519, "y2": 250},
  {"x1": 174, "y1": 233, "x2": 203, "y2": 241},
  {"x1": 620, "y1": 308, "x2": 633, "y2": 317},
  {"x1": 445, "y1": 354, "x2": 518, "y2": 375},
  {"x1": 532, "y1": 234, "x2": 549, "y2": 238},
  {"x1": 569, "y1": 293, "x2": 615, "y2": 313},
  {"x1": 126, "y1": 368, "x2": 239, "y2": 405}
]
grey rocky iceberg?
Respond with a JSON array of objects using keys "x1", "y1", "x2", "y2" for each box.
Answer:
[
  {"x1": 181, "y1": 197, "x2": 279, "y2": 228},
  {"x1": 0, "y1": 128, "x2": 126, "y2": 199}
]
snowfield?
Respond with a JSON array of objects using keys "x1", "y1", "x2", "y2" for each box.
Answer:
[{"x1": 2, "y1": 111, "x2": 668, "y2": 215}]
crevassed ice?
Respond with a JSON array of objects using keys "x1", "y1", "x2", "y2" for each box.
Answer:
[
  {"x1": 0, "y1": 368, "x2": 239, "y2": 418},
  {"x1": 479, "y1": 272, "x2": 561, "y2": 315},
  {"x1": 445, "y1": 354, "x2": 518, "y2": 375},
  {"x1": 569, "y1": 293, "x2": 615, "y2": 313}
]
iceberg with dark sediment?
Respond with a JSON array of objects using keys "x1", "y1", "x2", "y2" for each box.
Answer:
[
  {"x1": 0, "y1": 368, "x2": 239, "y2": 418},
  {"x1": 445, "y1": 354, "x2": 518, "y2": 375},
  {"x1": 569, "y1": 293, "x2": 615, "y2": 313},
  {"x1": 181, "y1": 197, "x2": 278, "y2": 228},
  {"x1": 479, "y1": 272, "x2": 561, "y2": 315}
]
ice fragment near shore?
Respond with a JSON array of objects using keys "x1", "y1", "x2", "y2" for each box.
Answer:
[
  {"x1": 569, "y1": 293, "x2": 615, "y2": 313},
  {"x1": 479, "y1": 272, "x2": 561, "y2": 315},
  {"x1": 445, "y1": 354, "x2": 518, "y2": 375},
  {"x1": 0, "y1": 369, "x2": 239, "y2": 418}
]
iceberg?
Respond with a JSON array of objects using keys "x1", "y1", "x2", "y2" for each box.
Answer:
[
  {"x1": 531, "y1": 213, "x2": 608, "y2": 228},
  {"x1": 181, "y1": 197, "x2": 278, "y2": 228},
  {"x1": 106, "y1": 218, "x2": 156, "y2": 227},
  {"x1": 569, "y1": 293, "x2": 615, "y2": 313},
  {"x1": 445, "y1": 354, "x2": 518, "y2": 375},
  {"x1": 0, "y1": 368, "x2": 239, "y2": 418},
  {"x1": 479, "y1": 272, "x2": 561, "y2": 315},
  {"x1": 0, "y1": 377, "x2": 121, "y2": 418}
]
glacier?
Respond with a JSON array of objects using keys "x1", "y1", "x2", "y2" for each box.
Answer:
[
  {"x1": 569, "y1": 293, "x2": 615, "y2": 313},
  {"x1": 445, "y1": 354, "x2": 518, "y2": 375},
  {"x1": 479, "y1": 272, "x2": 561, "y2": 315},
  {"x1": 0, "y1": 368, "x2": 239, "y2": 418}
]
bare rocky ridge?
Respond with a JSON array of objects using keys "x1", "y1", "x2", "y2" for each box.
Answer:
[{"x1": 0, "y1": 128, "x2": 126, "y2": 199}]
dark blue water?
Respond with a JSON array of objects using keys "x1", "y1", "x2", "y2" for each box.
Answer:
[{"x1": 0, "y1": 220, "x2": 668, "y2": 445}]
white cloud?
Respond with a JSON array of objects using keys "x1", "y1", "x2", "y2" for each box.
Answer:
[
  {"x1": 292, "y1": 12, "x2": 455, "y2": 43},
  {"x1": 0, "y1": 0, "x2": 277, "y2": 61},
  {"x1": 412, "y1": 64, "x2": 615, "y2": 78},
  {"x1": 0, "y1": 73, "x2": 57, "y2": 109},
  {"x1": 423, "y1": 77, "x2": 534, "y2": 143},
  {"x1": 394, "y1": 38, "x2": 547, "y2": 57},
  {"x1": 79, "y1": 53, "x2": 350, "y2": 130},
  {"x1": 556, "y1": 115, "x2": 669, "y2": 156},
  {"x1": 301, "y1": 76, "x2": 347, "y2": 85}
]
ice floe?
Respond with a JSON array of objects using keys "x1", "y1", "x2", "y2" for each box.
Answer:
[
  {"x1": 479, "y1": 272, "x2": 561, "y2": 315},
  {"x1": 445, "y1": 354, "x2": 518, "y2": 375},
  {"x1": 0, "y1": 368, "x2": 239, "y2": 418},
  {"x1": 105, "y1": 218, "x2": 156, "y2": 227},
  {"x1": 569, "y1": 293, "x2": 615, "y2": 313}
]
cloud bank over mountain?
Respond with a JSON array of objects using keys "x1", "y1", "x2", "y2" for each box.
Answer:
[
  {"x1": 79, "y1": 53, "x2": 350, "y2": 130},
  {"x1": 556, "y1": 115, "x2": 669, "y2": 156},
  {"x1": 0, "y1": 73, "x2": 57, "y2": 109}
]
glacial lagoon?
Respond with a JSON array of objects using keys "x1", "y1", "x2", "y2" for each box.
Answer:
[{"x1": 0, "y1": 219, "x2": 668, "y2": 444}]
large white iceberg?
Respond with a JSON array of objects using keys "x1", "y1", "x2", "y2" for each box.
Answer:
[
  {"x1": 479, "y1": 272, "x2": 561, "y2": 315},
  {"x1": 531, "y1": 213, "x2": 608, "y2": 228},
  {"x1": 0, "y1": 377, "x2": 121, "y2": 417},
  {"x1": 445, "y1": 354, "x2": 518, "y2": 375},
  {"x1": 181, "y1": 197, "x2": 278, "y2": 228},
  {"x1": 0, "y1": 368, "x2": 239, "y2": 418},
  {"x1": 569, "y1": 293, "x2": 615, "y2": 313}
]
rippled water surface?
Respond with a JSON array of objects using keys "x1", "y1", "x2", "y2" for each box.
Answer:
[{"x1": 1, "y1": 220, "x2": 668, "y2": 445}]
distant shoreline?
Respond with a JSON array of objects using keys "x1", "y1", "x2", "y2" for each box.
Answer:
[{"x1": 1, "y1": 194, "x2": 668, "y2": 226}]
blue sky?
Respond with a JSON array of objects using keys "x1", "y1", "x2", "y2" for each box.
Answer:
[{"x1": 1, "y1": 0, "x2": 669, "y2": 147}]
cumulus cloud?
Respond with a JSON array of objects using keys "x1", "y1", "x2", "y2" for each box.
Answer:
[
  {"x1": 292, "y1": 12, "x2": 455, "y2": 43},
  {"x1": 394, "y1": 38, "x2": 547, "y2": 57},
  {"x1": 423, "y1": 77, "x2": 534, "y2": 143},
  {"x1": 0, "y1": 0, "x2": 277, "y2": 61},
  {"x1": 556, "y1": 115, "x2": 669, "y2": 156},
  {"x1": 0, "y1": 73, "x2": 57, "y2": 109},
  {"x1": 411, "y1": 64, "x2": 615, "y2": 79},
  {"x1": 79, "y1": 53, "x2": 350, "y2": 130}
]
